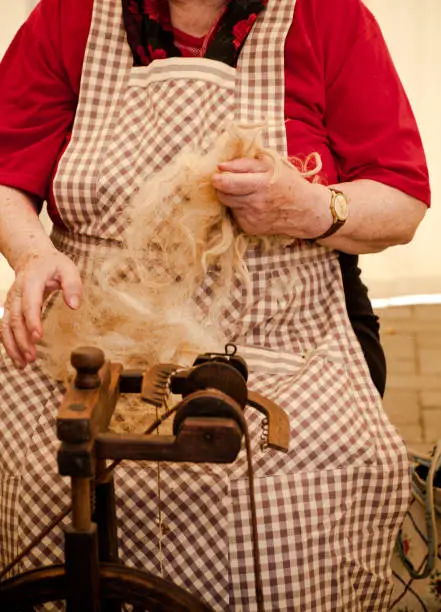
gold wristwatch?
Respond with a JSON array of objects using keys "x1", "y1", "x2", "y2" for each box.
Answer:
[{"x1": 314, "y1": 188, "x2": 349, "y2": 240}]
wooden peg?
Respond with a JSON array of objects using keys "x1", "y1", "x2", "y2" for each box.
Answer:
[{"x1": 71, "y1": 347, "x2": 105, "y2": 389}]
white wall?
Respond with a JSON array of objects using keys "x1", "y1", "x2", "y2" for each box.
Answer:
[
  {"x1": 360, "y1": 0, "x2": 441, "y2": 297},
  {"x1": 0, "y1": 1, "x2": 28, "y2": 57}
]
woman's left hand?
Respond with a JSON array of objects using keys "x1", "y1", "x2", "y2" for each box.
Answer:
[{"x1": 211, "y1": 157, "x2": 331, "y2": 238}]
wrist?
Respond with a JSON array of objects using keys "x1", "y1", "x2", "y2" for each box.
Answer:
[
  {"x1": 12, "y1": 238, "x2": 57, "y2": 273},
  {"x1": 0, "y1": 186, "x2": 54, "y2": 271},
  {"x1": 271, "y1": 170, "x2": 333, "y2": 238},
  {"x1": 311, "y1": 186, "x2": 349, "y2": 241},
  {"x1": 302, "y1": 183, "x2": 335, "y2": 239}
]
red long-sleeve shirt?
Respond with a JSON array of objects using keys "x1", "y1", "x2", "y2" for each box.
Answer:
[
  {"x1": 0, "y1": 0, "x2": 429, "y2": 396},
  {"x1": 0, "y1": 0, "x2": 430, "y2": 226}
]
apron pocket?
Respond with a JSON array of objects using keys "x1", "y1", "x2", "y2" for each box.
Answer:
[{"x1": 232, "y1": 345, "x2": 383, "y2": 475}]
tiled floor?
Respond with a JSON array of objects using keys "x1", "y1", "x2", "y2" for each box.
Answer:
[{"x1": 380, "y1": 304, "x2": 441, "y2": 455}]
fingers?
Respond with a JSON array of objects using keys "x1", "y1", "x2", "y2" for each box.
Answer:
[
  {"x1": 1, "y1": 279, "x2": 35, "y2": 368},
  {"x1": 217, "y1": 157, "x2": 271, "y2": 174},
  {"x1": 21, "y1": 272, "x2": 51, "y2": 344},
  {"x1": 20, "y1": 257, "x2": 82, "y2": 343},
  {"x1": 1, "y1": 252, "x2": 82, "y2": 368},
  {"x1": 60, "y1": 264, "x2": 83, "y2": 310}
]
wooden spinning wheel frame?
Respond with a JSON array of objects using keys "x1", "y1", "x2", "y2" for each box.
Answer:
[{"x1": 0, "y1": 345, "x2": 289, "y2": 611}]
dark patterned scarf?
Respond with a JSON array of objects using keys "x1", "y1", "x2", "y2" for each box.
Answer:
[{"x1": 122, "y1": 0, "x2": 268, "y2": 67}]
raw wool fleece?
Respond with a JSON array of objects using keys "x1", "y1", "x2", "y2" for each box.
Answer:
[{"x1": 41, "y1": 124, "x2": 319, "y2": 382}]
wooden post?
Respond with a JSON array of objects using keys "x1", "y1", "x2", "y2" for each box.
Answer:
[{"x1": 65, "y1": 476, "x2": 101, "y2": 611}]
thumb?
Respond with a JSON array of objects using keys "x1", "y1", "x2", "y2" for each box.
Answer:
[
  {"x1": 60, "y1": 264, "x2": 83, "y2": 310},
  {"x1": 217, "y1": 157, "x2": 270, "y2": 174}
]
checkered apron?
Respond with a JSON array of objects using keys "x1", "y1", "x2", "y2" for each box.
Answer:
[{"x1": 0, "y1": 0, "x2": 410, "y2": 609}]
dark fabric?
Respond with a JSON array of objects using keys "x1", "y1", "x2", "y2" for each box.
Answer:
[
  {"x1": 122, "y1": 0, "x2": 268, "y2": 66},
  {"x1": 339, "y1": 253, "x2": 387, "y2": 397}
]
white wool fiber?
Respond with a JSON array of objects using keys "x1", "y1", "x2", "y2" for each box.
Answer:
[{"x1": 41, "y1": 124, "x2": 321, "y2": 384}]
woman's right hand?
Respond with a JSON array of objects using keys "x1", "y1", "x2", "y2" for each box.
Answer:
[{"x1": 1, "y1": 246, "x2": 83, "y2": 369}]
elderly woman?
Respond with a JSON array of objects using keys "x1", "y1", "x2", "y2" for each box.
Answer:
[{"x1": 0, "y1": 0, "x2": 430, "y2": 609}]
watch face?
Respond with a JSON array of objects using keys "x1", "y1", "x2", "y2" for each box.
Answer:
[{"x1": 334, "y1": 193, "x2": 349, "y2": 220}]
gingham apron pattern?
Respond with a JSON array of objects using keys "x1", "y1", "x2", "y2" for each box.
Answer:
[
  {"x1": 0, "y1": 0, "x2": 410, "y2": 609},
  {"x1": 0, "y1": 359, "x2": 63, "y2": 571}
]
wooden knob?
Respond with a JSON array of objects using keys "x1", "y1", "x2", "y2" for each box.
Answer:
[{"x1": 71, "y1": 346, "x2": 105, "y2": 389}]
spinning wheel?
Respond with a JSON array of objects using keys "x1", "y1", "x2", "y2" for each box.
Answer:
[
  {"x1": 0, "y1": 345, "x2": 289, "y2": 611},
  {"x1": 0, "y1": 564, "x2": 211, "y2": 611}
]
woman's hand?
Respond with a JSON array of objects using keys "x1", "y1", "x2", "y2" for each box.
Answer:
[
  {"x1": 1, "y1": 246, "x2": 82, "y2": 369},
  {"x1": 212, "y1": 158, "x2": 428, "y2": 254},
  {"x1": 211, "y1": 156, "x2": 332, "y2": 238}
]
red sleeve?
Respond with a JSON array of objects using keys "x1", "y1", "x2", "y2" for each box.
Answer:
[
  {"x1": 0, "y1": 0, "x2": 92, "y2": 202},
  {"x1": 285, "y1": 0, "x2": 431, "y2": 206}
]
